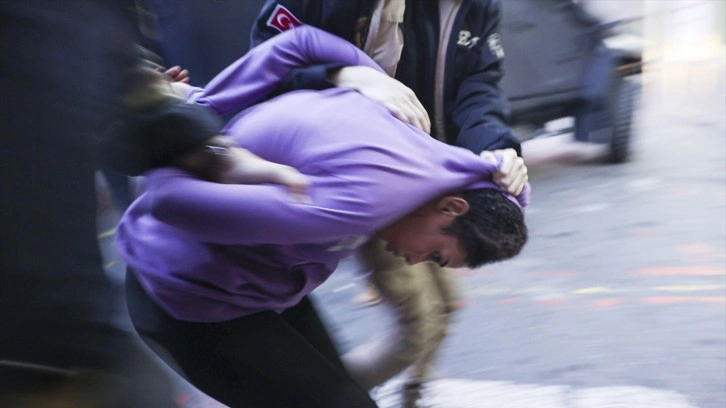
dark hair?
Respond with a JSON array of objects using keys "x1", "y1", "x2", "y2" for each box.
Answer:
[{"x1": 444, "y1": 188, "x2": 528, "y2": 268}]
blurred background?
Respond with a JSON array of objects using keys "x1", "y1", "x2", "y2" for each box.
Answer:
[{"x1": 3, "y1": 0, "x2": 722, "y2": 407}]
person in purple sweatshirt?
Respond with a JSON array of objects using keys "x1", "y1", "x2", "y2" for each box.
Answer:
[{"x1": 117, "y1": 26, "x2": 529, "y2": 408}]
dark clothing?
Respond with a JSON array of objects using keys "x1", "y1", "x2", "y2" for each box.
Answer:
[
  {"x1": 101, "y1": 167, "x2": 134, "y2": 210},
  {"x1": 251, "y1": 0, "x2": 521, "y2": 155},
  {"x1": 126, "y1": 271, "x2": 378, "y2": 408},
  {"x1": 100, "y1": 102, "x2": 223, "y2": 176},
  {"x1": 0, "y1": 1, "x2": 175, "y2": 406}
]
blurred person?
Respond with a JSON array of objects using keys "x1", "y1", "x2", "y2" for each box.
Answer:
[
  {"x1": 116, "y1": 26, "x2": 529, "y2": 408},
  {"x1": 251, "y1": 1, "x2": 520, "y2": 404},
  {"x1": 99, "y1": 168, "x2": 134, "y2": 211},
  {"x1": 98, "y1": 49, "x2": 186, "y2": 213},
  {"x1": 0, "y1": 1, "x2": 180, "y2": 406},
  {"x1": 100, "y1": 62, "x2": 307, "y2": 190}
]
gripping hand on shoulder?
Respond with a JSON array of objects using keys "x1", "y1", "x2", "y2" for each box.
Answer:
[
  {"x1": 331, "y1": 66, "x2": 431, "y2": 134},
  {"x1": 480, "y1": 148, "x2": 528, "y2": 196}
]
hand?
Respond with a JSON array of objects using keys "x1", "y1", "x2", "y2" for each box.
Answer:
[
  {"x1": 446, "y1": 299, "x2": 466, "y2": 314},
  {"x1": 169, "y1": 81, "x2": 193, "y2": 99},
  {"x1": 175, "y1": 136, "x2": 311, "y2": 202},
  {"x1": 331, "y1": 66, "x2": 431, "y2": 134},
  {"x1": 480, "y1": 148, "x2": 528, "y2": 196},
  {"x1": 165, "y1": 65, "x2": 190, "y2": 83},
  {"x1": 218, "y1": 147, "x2": 311, "y2": 203}
]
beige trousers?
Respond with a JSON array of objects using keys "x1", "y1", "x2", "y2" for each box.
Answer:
[{"x1": 342, "y1": 238, "x2": 458, "y2": 390}]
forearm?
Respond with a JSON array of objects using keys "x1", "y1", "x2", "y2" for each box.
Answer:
[
  {"x1": 270, "y1": 63, "x2": 347, "y2": 96},
  {"x1": 452, "y1": 2, "x2": 519, "y2": 155},
  {"x1": 146, "y1": 169, "x2": 346, "y2": 246},
  {"x1": 452, "y1": 76, "x2": 520, "y2": 155}
]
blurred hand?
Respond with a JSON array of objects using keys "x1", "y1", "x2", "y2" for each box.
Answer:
[
  {"x1": 165, "y1": 65, "x2": 190, "y2": 83},
  {"x1": 218, "y1": 147, "x2": 311, "y2": 203},
  {"x1": 480, "y1": 148, "x2": 528, "y2": 196},
  {"x1": 175, "y1": 135, "x2": 311, "y2": 202},
  {"x1": 331, "y1": 66, "x2": 431, "y2": 134},
  {"x1": 446, "y1": 299, "x2": 466, "y2": 314},
  {"x1": 169, "y1": 81, "x2": 193, "y2": 99}
]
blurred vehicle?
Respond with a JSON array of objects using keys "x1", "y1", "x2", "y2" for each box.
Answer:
[{"x1": 499, "y1": 0, "x2": 643, "y2": 162}]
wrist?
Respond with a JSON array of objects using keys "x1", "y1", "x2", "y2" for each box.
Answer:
[
  {"x1": 173, "y1": 136, "x2": 237, "y2": 181},
  {"x1": 329, "y1": 66, "x2": 366, "y2": 90}
]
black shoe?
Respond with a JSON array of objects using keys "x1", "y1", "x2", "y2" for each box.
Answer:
[{"x1": 402, "y1": 380, "x2": 423, "y2": 408}]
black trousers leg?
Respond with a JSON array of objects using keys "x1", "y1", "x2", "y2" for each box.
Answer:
[{"x1": 126, "y1": 271, "x2": 378, "y2": 408}]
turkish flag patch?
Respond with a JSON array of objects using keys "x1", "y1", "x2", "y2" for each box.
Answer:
[{"x1": 266, "y1": 4, "x2": 302, "y2": 33}]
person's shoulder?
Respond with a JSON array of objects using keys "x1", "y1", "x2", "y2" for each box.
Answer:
[
  {"x1": 465, "y1": 0, "x2": 500, "y2": 16},
  {"x1": 457, "y1": 0, "x2": 503, "y2": 39},
  {"x1": 469, "y1": 0, "x2": 499, "y2": 9}
]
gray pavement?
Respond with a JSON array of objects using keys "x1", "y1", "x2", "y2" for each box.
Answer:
[{"x1": 96, "y1": 63, "x2": 726, "y2": 407}]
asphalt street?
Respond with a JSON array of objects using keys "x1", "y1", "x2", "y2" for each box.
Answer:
[{"x1": 96, "y1": 65, "x2": 726, "y2": 407}]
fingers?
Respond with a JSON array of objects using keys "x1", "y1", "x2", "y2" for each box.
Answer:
[
  {"x1": 498, "y1": 155, "x2": 525, "y2": 185},
  {"x1": 164, "y1": 66, "x2": 180, "y2": 77},
  {"x1": 286, "y1": 176, "x2": 312, "y2": 204},
  {"x1": 337, "y1": 66, "x2": 430, "y2": 134},
  {"x1": 403, "y1": 87, "x2": 430, "y2": 134},
  {"x1": 388, "y1": 101, "x2": 430, "y2": 134},
  {"x1": 175, "y1": 70, "x2": 190, "y2": 83},
  {"x1": 398, "y1": 85, "x2": 429, "y2": 134},
  {"x1": 275, "y1": 166, "x2": 311, "y2": 204},
  {"x1": 165, "y1": 66, "x2": 190, "y2": 83},
  {"x1": 482, "y1": 148, "x2": 529, "y2": 196},
  {"x1": 499, "y1": 169, "x2": 528, "y2": 195},
  {"x1": 496, "y1": 148, "x2": 517, "y2": 176},
  {"x1": 258, "y1": 161, "x2": 311, "y2": 203},
  {"x1": 479, "y1": 151, "x2": 497, "y2": 165}
]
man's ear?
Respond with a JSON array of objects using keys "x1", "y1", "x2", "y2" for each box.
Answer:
[{"x1": 436, "y1": 195, "x2": 470, "y2": 217}]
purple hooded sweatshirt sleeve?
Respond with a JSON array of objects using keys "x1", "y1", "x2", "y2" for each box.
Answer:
[{"x1": 186, "y1": 25, "x2": 384, "y2": 116}]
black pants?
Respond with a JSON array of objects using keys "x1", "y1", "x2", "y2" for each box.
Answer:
[{"x1": 126, "y1": 271, "x2": 378, "y2": 408}]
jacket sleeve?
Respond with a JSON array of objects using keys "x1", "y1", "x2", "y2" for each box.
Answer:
[
  {"x1": 188, "y1": 25, "x2": 382, "y2": 116},
  {"x1": 451, "y1": 0, "x2": 521, "y2": 156},
  {"x1": 250, "y1": 0, "x2": 343, "y2": 94},
  {"x1": 250, "y1": 0, "x2": 313, "y2": 47}
]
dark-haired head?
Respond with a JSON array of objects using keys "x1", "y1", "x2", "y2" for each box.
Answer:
[
  {"x1": 378, "y1": 188, "x2": 527, "y2": 269},
  {"x1": 444, "y1": 188, "x2": 528, "y2": 268}
]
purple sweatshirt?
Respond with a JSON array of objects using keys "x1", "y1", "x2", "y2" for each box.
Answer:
[{"x1": 116, "y1": 26, "x2": 529, "y2": 322}]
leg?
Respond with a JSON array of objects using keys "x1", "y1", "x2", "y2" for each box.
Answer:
[
  {"x1": 126, "y1": 272, "x2": 377, "y2": 408},
  {"x1": 344, "y1": 239, "x2": 442, "y2": 389},
  {"x1": 409, "y1": 266, "x2": 456, "y2": 382},
  {"x1": 279, "y1": 296, "x2": 349, "y2": 373}
]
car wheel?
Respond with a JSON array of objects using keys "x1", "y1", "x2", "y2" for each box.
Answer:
[{"x1": 608, "y1": 78, "x2": 638, "y2": 163}]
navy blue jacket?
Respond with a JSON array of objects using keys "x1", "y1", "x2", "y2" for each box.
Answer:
[{"x1": 251, "y1": 0, "x2": 520, "y2": 155}]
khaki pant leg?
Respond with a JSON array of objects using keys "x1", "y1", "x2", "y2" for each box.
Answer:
[
  {"x1": 344, "y1": 239, "x2": 457, "y2": 388},
  {"x1": 409, "y1": 265, "x2": 458, "y2": 381}
]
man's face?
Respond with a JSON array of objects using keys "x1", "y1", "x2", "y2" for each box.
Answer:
[{"x1": 378, "y1": 196, "x2": 469, "y2": 268}]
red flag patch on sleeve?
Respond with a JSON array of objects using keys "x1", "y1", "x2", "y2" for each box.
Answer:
[{"x1": 266, "y1": 4, "x2": 302, "y2": 33}]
